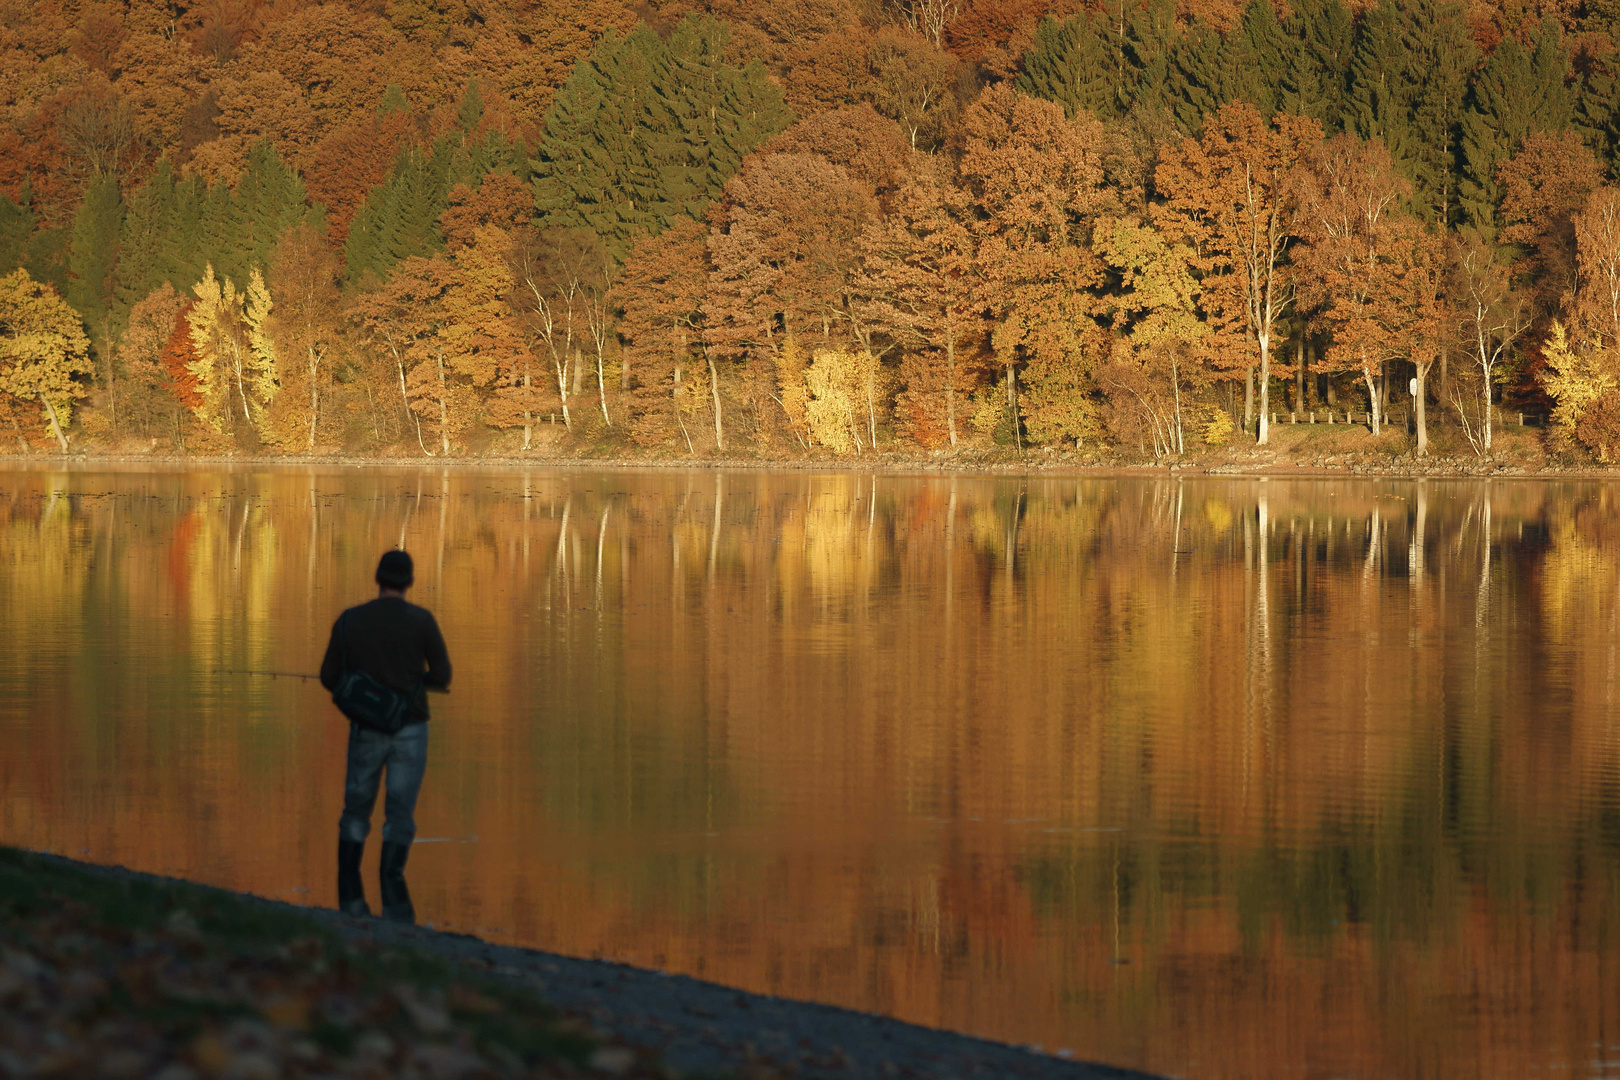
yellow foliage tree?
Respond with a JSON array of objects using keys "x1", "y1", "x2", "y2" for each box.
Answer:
[
  {"x1": 1540, "y1": 321, "x2": 1620, "y2": 460},
  {"x1": 1093, "y1": 216, "x2": 1206, "y2": 456},
  {"x1": 773, "y1": 333, "x2": 812, "y2": 449},
  {"x1": 187, "y1": 265, "x2": 278, "y2": 438},
  {"x1": 804, "y1": 347, "x2": 884, "y2": 455},
  {"x1": 0, "y1": 269, "x2": 93, "y2": 451}
]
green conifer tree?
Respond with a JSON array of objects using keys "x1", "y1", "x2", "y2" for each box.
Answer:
[
  {"x1": 1167, "y1": 24, "x2": 1260, "y2": 131},
  {"x1": 531, "y1": 18, "x2": 788, "y2": 256},
  {"x1": 378, "y1": 83, "x2": 411, "y2": 116},
  {"x1": 1240, "y1": 0, "x2": 1290, "y2": 119},
  {"x1": 456, "y1": 78, "x2": 484, "y2": 133},
  {"x1": 1347, "y1": 0, "x2": 1475, "y2": 224},
  {"x1": 533, "y1": 26, "x2": 667, "y2": 249},
  {"x1": 1017, "y1": 14, "x2": 1118, "y2": 119},
  {"x1": 234, "y1": 140, "x2": 317, "y2": 276},
  {"x1": 1122, "y1": 0, "x2": 1179, "y2": 115},
  {"x1": 0, "y1": 188, "x2": 38, "y2": 277},
  {"x1": 1278, "y1": 0, "x2": 1353, "y2": 133},
  {"x1": 1460, "y1": 18, "x2": 1573, "y2": 230},
  {"x1": 646, "y1": 16, "x2": 792, "y2": 223},
  {"x1": 68, "y1": 174, "x2": 123, "y2": 343},
  {"x1": 344, "y1": 143, "x2": 452, "y2": 285},
  {"x1": 197, "y1": 178, "x2": 246, "y2": 287}
]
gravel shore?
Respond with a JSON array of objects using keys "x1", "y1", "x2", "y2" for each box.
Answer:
[{"x1": 36, "y1": 852, "x2": 1160, "y2": 1080}]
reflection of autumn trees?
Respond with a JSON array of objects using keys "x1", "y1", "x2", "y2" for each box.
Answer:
[{"x1": 1, "y1": 468, "x2": 1619, "y2": 1077}]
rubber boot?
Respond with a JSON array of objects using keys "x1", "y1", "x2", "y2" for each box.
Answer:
[
  {"x1": 337, "y1": 840, "x2": 370, "y2": 916},
  {"x1": 379, "y1": 841, "x2": 415, "y2": 924}
]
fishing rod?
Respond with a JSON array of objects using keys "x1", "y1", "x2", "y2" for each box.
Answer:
[{"x1": 213, "y1": 669, "x2": 322, "y2": 681}]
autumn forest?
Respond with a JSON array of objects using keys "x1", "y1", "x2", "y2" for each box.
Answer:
[{"x1": 3, "y1": 0, "x2": 1620, "y2": 460}]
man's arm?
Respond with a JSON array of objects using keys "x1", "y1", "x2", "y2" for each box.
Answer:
[
  {"x1": 319, "y1": 615, "x2": 345, "y2": 691},
  {"x1": 422, "y1": 614, "x2": 452, "y2": 691}
]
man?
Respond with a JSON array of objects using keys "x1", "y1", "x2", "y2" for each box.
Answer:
[{"x1": 319, "y1": 550, "x2": 451, "y2": 922}]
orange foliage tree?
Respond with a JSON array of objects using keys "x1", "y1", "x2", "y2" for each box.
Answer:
[
  {"x1": 1157, "y1": 102, "x2": 1321, "y2": 446},
  {"x1": 614, "y1": 219, "x2": 712, "y2": 450},
  {"x1": 958, "y1": 84, "x2": 1112, "y2": 447}
]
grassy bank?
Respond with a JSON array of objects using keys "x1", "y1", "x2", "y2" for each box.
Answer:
[{"x1": 0, "y1": 847, "x2": 665, "y2": 1079}]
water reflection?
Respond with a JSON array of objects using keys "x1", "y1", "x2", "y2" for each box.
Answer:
[{"x1": 1, "y1": 466, "x2": 1618, "y2": 1079}]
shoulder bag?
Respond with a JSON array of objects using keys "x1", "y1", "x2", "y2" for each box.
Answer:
[{"x1": 331, "y1": 612, "x2": 422, "y2": 735}]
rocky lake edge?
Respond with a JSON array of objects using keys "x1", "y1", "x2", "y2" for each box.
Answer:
[{"x1": 0, "y1": 848, "x2": 1155, "y2": 1080}]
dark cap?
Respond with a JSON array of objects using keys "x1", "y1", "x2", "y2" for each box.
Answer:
[{"x1": 376, "y1": 550, "x2": 414, "y2": 589}]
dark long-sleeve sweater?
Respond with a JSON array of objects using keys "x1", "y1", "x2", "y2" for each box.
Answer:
[{"x1": 319, "y1": 597, "x2": 452, "y2": 724}]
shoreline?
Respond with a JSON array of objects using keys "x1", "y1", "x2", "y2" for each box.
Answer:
[
  {"x1": 2, "y1": 445, "x2": 1620, "y2": 482},
  {"x1": 12, "y1": 848, "x2": 1156, "y2": 1080}
]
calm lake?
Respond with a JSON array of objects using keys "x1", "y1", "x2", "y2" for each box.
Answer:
[{"x1": 2, "y1": 464, "x2": 1618, "y2": 1078}]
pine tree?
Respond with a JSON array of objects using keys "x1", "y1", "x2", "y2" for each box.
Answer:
[
  {"x1": 1575, "y1": 57, "x2": 1620, "y2": 167},
  {"x1": 1017, "y1": 14, "x2": 1118, "y2": 119},
  {"x1": 1122, "y1": 0, "x2": 1178, "y2": 116},
  {"x1": 377, "y1": 83, "x2": 410, "y2": 116},
  {"x1": 68, "y1": 174, "x2": 123, "y2": 341},
  {"x1": 197, "y1": 178, "x2": 246, "y2": 288},
  {"x1": 1167, "y1": 24, "x2": 1261, "y2": 132},
  {"x1": 234, "y1": 141, "x2": 316, "y2": 281},
  {"x1": 456, "y1": 78, "x2": 485, "y2": 134},
  {"x1": 1239, "y1": 0, "x2": 1290, "y2": 120},
  {"x1": 1460, "y1": 17, "x2": 1573, "y2": 231},
  {"x1": 344, "y1": 144, "x2": 453, "y2": 285},
  {"x1": 531, "y1": 27, "x2": 663, "y2": 251},
  {"x1": 646, "y1": 16, "x2": 792, "y2": 224},
  {"x1": 1346, "y1": 0, "x2": 1476, "y2": 224},
  {"x1": 1278, "y1": 0, "x2": 1353, "y2": 133},
  {"x1": 0, "y1": 189, "x2": 36, "y2": 278},
  {"x1": 531, "y1": 17, "x2": 789, "y2": 257}
]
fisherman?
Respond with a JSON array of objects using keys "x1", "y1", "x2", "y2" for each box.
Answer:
[{"x1": 319, "y1": 550, "x2": 451, "y2": 922}]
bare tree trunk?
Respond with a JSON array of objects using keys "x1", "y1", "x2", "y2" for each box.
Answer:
[
  {"x1": 1414, "y1": 362, "x2": 1430, "y2": 457},
  {"x1": 673, "y1": 359, "x2": 693, "y2": 454},
  {"x1": 393, "y1": 348, "x2": 431, "y2": 456},
  {"x1": 707, "y1": 352, "x2": 723, "y2": 451},
  {"x1": 1257, "y1": 336, "x2": 1271, "y2": 445},
  {"x1": 1362, "y1": 360, "x2": 1381, "y2": 435},
  {"x1": 307, "y1": 345, "x2": 319, "y2": 451},
  {"x1": 1296, "y1": 337, "x2": 1307, "y2": 412},
  {"x1": 1171, "y1": 353, "x2": 1184, "y2": 454},
  {"x1": 1244, "y1": 367, "x2": 1255, "y2": 433},
  {"x1": 233, "y1": 342, "x2": 252, "y2": 428},
  {"x1": 1482, "y1": 373, "x2": 1493, "y2": 452},
  {"x1": 435, "y1": 348, "x2": 450, "y2": 455},
  {"x1": 945, "y1": 337, "x2": 957, "y2": 448},
  {"x1": 40, "y1": 392, "x2": 67, "y2": 452},
  {"x1": 1007, "y1": 366, "x2": 1022, "y2": 451},
  {"x1": 522, "y1": 358, "x2": 532, "y2": 450},
  {"x1": 553, "y1": 353, "x2": 572, "y2": 430}
]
